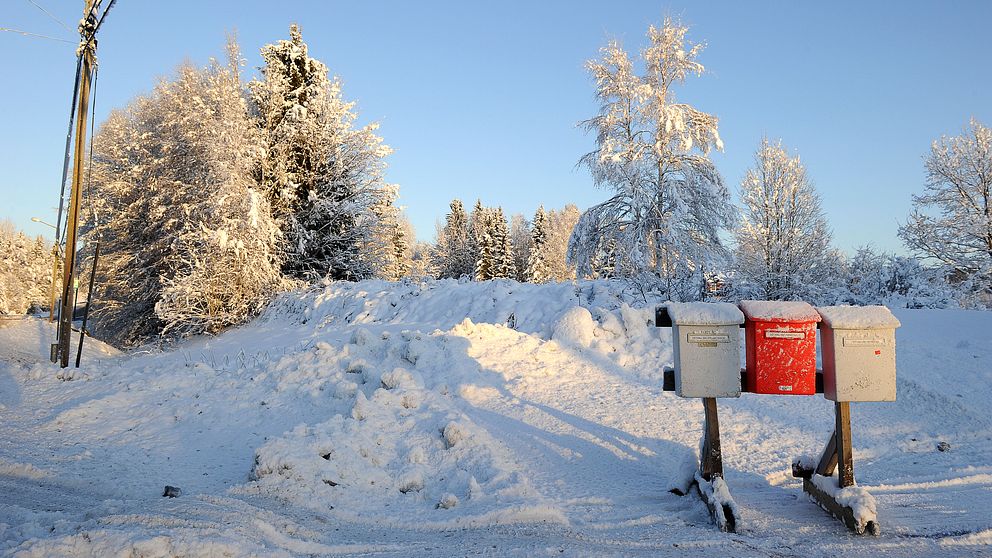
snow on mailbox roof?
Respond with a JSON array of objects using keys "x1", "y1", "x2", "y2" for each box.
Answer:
[
  {"x1": 815, "y1": 305, "x2": 901, "y2": 329},
  {"x1": 738, "y1": 300, "x2": 820, "y2": 322},
  {"x1": 665, "y1": 302, "x2": 744, "y2": 325}
]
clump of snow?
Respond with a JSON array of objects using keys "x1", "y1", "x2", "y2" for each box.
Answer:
[
  {"x1": 694, "y1": 471, "x2": 739, "y2": 532},
  {"x1": 815, "y1": 305, "x2": 901, "y2": 329},
  {"x1": 665, "y1": 302, "x2": 744, "y2": 326},
  {"x1": 551, "y1": 306, "x2": 596, "y2": 348},
  {"x1": 739, "y1": 300, "x2": 821, "y2": 322},
  {"x1": 810, "y1": 474, "x2": 877, "y2": 534}
]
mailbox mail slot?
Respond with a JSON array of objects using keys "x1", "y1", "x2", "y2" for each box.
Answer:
[
  {"x1": 739, "y1": 300, "x2": 821, "y2": 395},
  {"x1": 667, "y1": 302, "x2": 744, "y2": 398},
  {"x1": 816, "y1": 305, "x2": 900, "y2": 402}
]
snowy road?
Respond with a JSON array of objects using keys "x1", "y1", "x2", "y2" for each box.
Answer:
[{"x1": 1, "y1": 280, "x2": 990, "y2": 556}]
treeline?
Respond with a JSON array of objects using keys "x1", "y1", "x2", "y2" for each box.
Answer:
[
  {"x1": 567, "y1": 17, "x2": 989, "y2": 309},
  {"x1": 84, "y1": 27, "x2": 406, "y2": 346},
  {"x1": 0, "y1": 221, "x2": 53, "y2": 315},
  {"x1": 426, "y1": 200, "x2": 579, "y2": 283}
]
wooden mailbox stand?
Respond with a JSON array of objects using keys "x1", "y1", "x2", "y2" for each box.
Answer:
[
  {"x1": 791, "y1": 401, "x2": 880, "y2": 536},
  {"x1": 655, "y1": 307, "x2": 880, "y2": 536}
]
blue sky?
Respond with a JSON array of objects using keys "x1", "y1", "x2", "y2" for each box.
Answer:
[{"x1": 2, "y1": 1, "x2": 990, "y2": 254}]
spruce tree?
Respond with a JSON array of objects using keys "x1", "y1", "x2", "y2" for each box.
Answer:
[
  {"x1": 252, "y1": 24, "x2": 393, "y2": 281},
  {"x1": 492, "y1": 207, "x2": 515, "y2": 279},
  {"x1": 526, "y1": 205, "x2": 550, "y2": 283}
]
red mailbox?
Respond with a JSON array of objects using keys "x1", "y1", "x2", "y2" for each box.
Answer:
[{"x1": 739, "y1": 300, "x2": 821, "y2": 395}]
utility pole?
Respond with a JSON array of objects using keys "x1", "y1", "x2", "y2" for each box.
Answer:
[{"x1": 57, "y1": 0, "x2": 100, "y2": 368}]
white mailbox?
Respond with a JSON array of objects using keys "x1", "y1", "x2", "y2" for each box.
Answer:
[
  {"x1": 667, "y1": 302, "x2": 744, "y2": 398},
  {"x1": 816, "y1": 305, "x2": 900, "y2": 402}
]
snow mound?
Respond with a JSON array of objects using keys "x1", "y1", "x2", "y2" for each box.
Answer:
[{"x1": 552, "y1": 306, "x2": 596, "y2": 348}]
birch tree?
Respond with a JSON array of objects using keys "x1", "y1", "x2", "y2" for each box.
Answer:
[
  {"x1": 569, "y1": 18, "x2": 734, "y2": 299},
  {"x1": 732, "y1": 138, "x2": 833, "y2": 301},
  {"x1": 899, "y1": 119, "x2": 992, "y2": 300}
]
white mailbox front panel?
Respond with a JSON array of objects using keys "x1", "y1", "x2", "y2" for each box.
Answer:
[
  {"x1": 673, "y1": 323, "x2": 742, "y2": 398},
  {"x1": 822, "y1": 326, "x2": 897, "y2": 402}
]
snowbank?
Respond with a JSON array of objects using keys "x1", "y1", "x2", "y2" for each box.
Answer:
[{"x1": 3, "y1": 282, "x2": 992, "y2": 555}]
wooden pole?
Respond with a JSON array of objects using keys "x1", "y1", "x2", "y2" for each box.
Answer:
[
  {"x1": 835, "y1": 402, "x2": 855, "y2": 488},
  {"x1": 700, "y1": 397, "x2": 723, "y2": 481},
  {"x1": 47, "y1": 243, "x2": 59, "y2": 323},
  {"x1": 58, "y1": 1, "x2": 97, "y2": 368},
  {"x1": 75, "y1": 241, "x2": 99, "y2": 367}
]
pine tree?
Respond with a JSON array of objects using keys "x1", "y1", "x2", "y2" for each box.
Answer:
[
  {"x1": 473, "y1": 208, "x2": 495, "y2": 281},
  {"x1": 569, "y1": 18, "x2": 734, "y2": 299}
]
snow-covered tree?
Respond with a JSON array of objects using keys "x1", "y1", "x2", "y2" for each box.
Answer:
[
  {"x1": 732, "y1": 138, "x2": 833, "y2": 301},
  {"x1": 432, "y1": 199, "x2": 474, "y2": 279},
  {"x1": 899, "y1": 119, "x2": 992, "y2": 303},
  {"x1": 492, "y1": 207, "x2": 515, "y2": 279},
  {"x1": 845, "y1": 246, "x2": 957, "y2": 308},
  {"x1": 508, "y1": 213, "x2": 531, "y2": 282},
  {"x1": 368, "y1": 184, "x2": 410, "y2": 281},
  {"x1": 251, "y1": 24, "x2": 394, "y2": 281},
  {"x1": 0, "y1": 221, "x2": 53, "y2": 315},
  {"x1": 473, "y1": 207, "x2": 495, "y2": 281},
  {"x1": 569, "y1": 18, "x2": 734, "y2": 299},
  {"x1": 526, "y1": 206, "x2": 550, "y2": 283},
  {"x1": 544, "y1": 204, "x2": 580, "y2": 282},
  {"x1": 86, "y1": 41, "x2": 285, "y2": 345}
]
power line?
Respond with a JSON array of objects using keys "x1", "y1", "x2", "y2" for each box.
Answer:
[
  {"x1": 0, "y1": 26, "x2": 73, "y2": 43},
  {"x1": 25, "y1": 0, "x2": 73, "y2": 34}
]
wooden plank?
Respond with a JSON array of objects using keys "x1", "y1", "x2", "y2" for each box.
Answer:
[
  {"x1": 815, "y1": 430, "x2": 838, "y2": 477},
  {"x1": 700, "y1": 398, "x2": 723, "y2": 481},
  {"x1": 835, "y1": 402, "x2": 855, "y2": 488},
  {"x1": 694, "y1": 477, "x2": 738, "y2": 533},
  {"x1": 803, "y1": 478, "x2": 879, "y2": 536}
]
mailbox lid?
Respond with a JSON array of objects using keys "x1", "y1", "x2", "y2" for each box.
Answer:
[
  {"x1": 666, "y1": 302, "x2": 744, "y2": 326},
  {"x1": 739, "y1": 300, "x2": 820, "y2": 324},
  {"x1": 815, "y1": 305, "x2": 901, "y2": 330}
]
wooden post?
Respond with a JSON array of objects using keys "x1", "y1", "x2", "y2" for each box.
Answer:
[
  {"x1": 700, "y1": 397, "x2": 723, "y2": 480},
  {"x1": 835, "y1": 402, "x2": 855, "y2": 488},
  {"x1": 57, "y1": 1, "x2": 98, "y2": 368}
]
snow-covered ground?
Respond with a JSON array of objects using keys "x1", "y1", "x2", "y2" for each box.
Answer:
[{"x1": 1, "y1": 280, "x2": 990, "y2": 556}]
